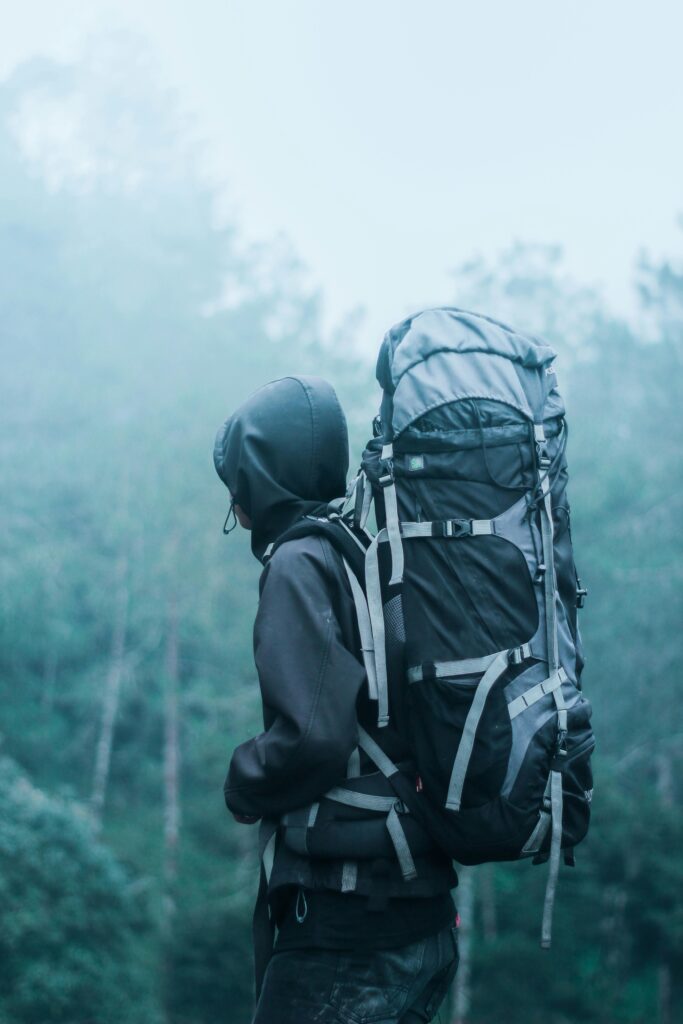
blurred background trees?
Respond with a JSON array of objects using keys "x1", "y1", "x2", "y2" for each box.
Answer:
[{"x1": 0, "y1": 37, "x2": 681, "y2": 1024}]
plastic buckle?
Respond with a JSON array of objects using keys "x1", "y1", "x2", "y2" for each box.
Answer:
[
  {"x1": 378, "y1": 453, "x2": 394, "y2": 488},
  {"x1": 576, "y1": 579, "x2": 588, "y2": 608},
  {"x1": 554, "y1": 729, "x2": 568, "y2": 758},
  {"x1": 536, "y1": 437, "x2": 551, "y2": 468},
  {"x1": 509, "y1": 646, "x2": 525, "y2": 666},
  {"x1": 449, "y1": 519, "x2": 472, "y2": 538},
  {"x1": 534, "y1": 562, "x2": 546, "y2": 583}
]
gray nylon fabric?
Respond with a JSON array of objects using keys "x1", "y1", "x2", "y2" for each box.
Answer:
[
  {"x1": 342, "y1": 559, "x2": 379, "y2": 701},
  {"x1": 445, "y1": 650, "x2": 511, "y2": 812},
  {"x1": 380, "y1": 444, "x2": 405, "y2": 585},
  {"x1": 378, "y1": 309, "x2": 559, "y2": 439},
  {"x1": 407, "y1": 645, "x2": 530, "y2": 684},
  {"x1": 521, "y1": 774, "x2": 554, "y2": 855},
  {"x1": 507, "y1": 669, "x2": 567, "y2": 720},
  {"x1": 357, "y1": 726, "x2": 401, "y2": 779},
  {"x1": 521, "y1": 809, "x2": 552, "y2": 857},
  {"x1": 262, "y1": 830, "x2": 277, "y2": 884},
  {"x1": 341, "y1": 861, "x2": 358, "y2": 892},
  {"x1": 325, "y1": 788, "x2": 398, "y2": 813},
  {"x1": 391, "y1": 349, "x2": 543, "y2": 435},
  {"x1": 360, "y1": 479, "x2": 373, "y2": 531},
  {"x1": 541, "y1": 770, "x2": 564, "y2": 948},
  {"x1": 346, "y1": 748, "x2": 361, "y2": 779},
  {"x1": 385, "y1": 308, "x2": 555, "y2": 382},
  {"x1": 501, "y1": 682, "x2": 581, "y2": 798},
  {"x1": 364, "y1": 529, "x2": 390, "y2": 727},
  {"x1": 386, "y1": 804, "x2": 418, "y2": 881}
]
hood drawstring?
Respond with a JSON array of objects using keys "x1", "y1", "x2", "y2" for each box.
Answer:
[{"x1": 223, "y1": 498, "x2": 238, "y2": 535}]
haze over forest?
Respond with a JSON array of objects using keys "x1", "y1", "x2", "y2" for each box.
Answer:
[{"x1": 1, "y1": 27, "x2": 682, "y2": 1024}]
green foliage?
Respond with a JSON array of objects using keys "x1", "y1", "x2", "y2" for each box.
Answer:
[{"x1": 0, "y1": 757, "x2": 161, "y2": 1024}]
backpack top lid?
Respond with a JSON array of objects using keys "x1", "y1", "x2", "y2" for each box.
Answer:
[{"x1": 375, "y1": 307, "x2": 560, "y2": 440}]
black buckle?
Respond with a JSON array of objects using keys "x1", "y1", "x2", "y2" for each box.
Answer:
[
  {"x1": 534, "y1": 562, "x2": 546, "y2": 583},
  {"x1": 432, "y1": 520, "x2": 472, "y2": 538},
  {"x1": 576, "y1": 579, "x2": 588, "y2": 608},
  {"x1": 446, "y1": 519, "x2": 472, "y2": 538}
]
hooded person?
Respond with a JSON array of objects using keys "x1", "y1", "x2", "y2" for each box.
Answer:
[{"x1": 214, "y1": 375, "x2": 458, "y2": 1024}]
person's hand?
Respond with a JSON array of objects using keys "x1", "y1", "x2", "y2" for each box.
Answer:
[{"x1": 233, "y1": 812, "x2": 260, "y2": 824}]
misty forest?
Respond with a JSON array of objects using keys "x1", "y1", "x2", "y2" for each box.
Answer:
[{"x1": 1, "y1": 40, "x2": 682, "y2": 1024}]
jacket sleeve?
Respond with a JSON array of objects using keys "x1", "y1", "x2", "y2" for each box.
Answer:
[{"x1": 224, "y1": 537, "x2": 365, "y2": 819}]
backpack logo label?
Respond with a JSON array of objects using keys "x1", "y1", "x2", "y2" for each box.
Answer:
[{"x1": 407, "y1": 455, "x2": 425, "y2": 472}]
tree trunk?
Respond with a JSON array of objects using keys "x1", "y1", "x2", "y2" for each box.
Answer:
[
  {"x1": 162, "y1": 587, "x2": 181, "y2": 933},
  {"x1": 451, "y1": 868, "x2": 476, "y2": 1024},
  {"x1": 656, "y1": 752, "x2": 673, "y2": 1024},
  {"x1": 658, "y1": 963, "x2": 672, "y2": 1024},
  {"x1": 90, "y1": 555, "x2": 129, "y2": 829},
  {"x1": 41, "y1": 643, "x2": 58, "y2": 712}
]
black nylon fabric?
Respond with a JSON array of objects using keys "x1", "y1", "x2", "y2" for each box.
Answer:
[{"x1": 213, "y1": 376, "x2": 349, "y2": 561}]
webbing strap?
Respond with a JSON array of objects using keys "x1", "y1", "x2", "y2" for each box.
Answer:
[
  {"x1": 538, "y1": 630, "x2": 569, "y2": 947},
  {"x1": 541, "y1": 770, "x2": 564, "y2": 948},
  {"x1": 507, "y1": 668, "x2": 567, "y2": 720},
  {"x1": 407, "y1": 648, "x2": 527, "y2": 684},
  {"x1": 521, "y1": 808, "x2": 552, "y2": 857},
  {"x1": 325, "y1": 787, "x2": 399, "y2": 812},
  {"x1": 446, "y1": 649, "x2": 510, "y2": 811},
  {"x1": 378, "y1": 519, "x2": 495, "y2": 540},
  {"x1": 381, "y1": 444, "x2": 405, "y2": 585},
  {"x1": 359, "y1": 472, "x2": 373, "y2": 531},
  {"x1": 346, "y1": 748, "x2": 361, "y2": 778},
  {"x1": 254, "y1": 818, "x2": 279, "y2": 999},
  {"x1": 262, "y1": 827, "x2": 278, "y2": 884},
  {"x1": 365, "y1": 530, "x2": 390, "y2": 726},
  {"x1": 337, "y1": 517, "x2": 368, "y2": 555},
  {"x1": 342, "y1": 743, "x2": 359, "y2": 891},
  {"x1": 357, "y1": 726, "x2": 401, "y2": 778},
  {"x1": 386, "y1": 803, "x2": 418, "y2": 881},
  {"x1": 536, "y1": 424, "x2": 559, "y2": 672},
  {"x1": 341, "y1": 861, "x2": 358, "y2": 892},
  {"x1": 342, "y1": 558, "x2": 379, "y2": 702}
]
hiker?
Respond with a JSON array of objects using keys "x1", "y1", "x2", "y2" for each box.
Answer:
[{"x1": 214, "y1": 375, "x2": 459, "y2": 1024}]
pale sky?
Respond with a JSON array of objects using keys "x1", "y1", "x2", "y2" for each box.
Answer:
[{"x1": 3, "y1": 1, "x2": 682, "y2": 348}]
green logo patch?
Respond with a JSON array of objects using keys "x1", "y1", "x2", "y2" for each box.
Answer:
[{"x1": 407, "y1": 455, "x2": 425, "y2": 472}]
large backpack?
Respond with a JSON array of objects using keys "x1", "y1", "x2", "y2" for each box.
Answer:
[{"x1": 346, "y1": 307, "x2": 594, "y2": 946}]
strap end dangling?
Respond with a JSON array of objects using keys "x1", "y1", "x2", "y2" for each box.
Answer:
[{"x1": 223, "y1": 498, "x2": 237, "y2": 535}]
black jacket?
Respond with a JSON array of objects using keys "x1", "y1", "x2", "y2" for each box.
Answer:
[{"x1": 214, "y1": 376, "x2": 455, "y2": 899}]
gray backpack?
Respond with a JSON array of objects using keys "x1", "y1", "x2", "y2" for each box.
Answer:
[{"x1": 343, "y1": 307, "x2": 594, "y2": 946}]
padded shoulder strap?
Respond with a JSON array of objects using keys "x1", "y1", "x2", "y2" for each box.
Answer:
[{"x1": 265, "y1": 511, "x2": 369, "y2": 580}]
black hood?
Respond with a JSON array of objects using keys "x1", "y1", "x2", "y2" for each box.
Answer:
[{"x1": 213, "y1": 376, "x2": 349, "y2": 561}]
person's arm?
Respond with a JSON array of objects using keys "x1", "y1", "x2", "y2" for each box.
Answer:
[{"x1": 224, "y1": 537, "x2": 364, "y2": 820}]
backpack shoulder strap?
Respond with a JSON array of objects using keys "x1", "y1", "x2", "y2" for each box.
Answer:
[{"x1": 266, "y1": 507, "x2": 368, "y2": 579}]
